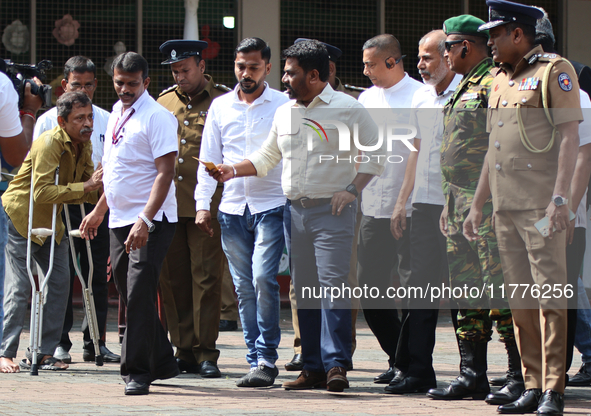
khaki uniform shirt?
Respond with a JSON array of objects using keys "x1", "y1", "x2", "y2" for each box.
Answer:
[
  {"x1": 487, "y1": 45, "x2": 583, "y2": 211},
  {"x1": 157, "y1": 75, "x2": 230, "y2": 217},
  {"x1": 334, "y1": 77, "x2": 365, "y2": 100},
  {"x1": 2, "y1": 126, "x2": 97, "y2": 245}
]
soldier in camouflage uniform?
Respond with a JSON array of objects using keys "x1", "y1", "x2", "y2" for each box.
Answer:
[{"x1": 426, "y1": 15, "x2": 522, "y2": 404}]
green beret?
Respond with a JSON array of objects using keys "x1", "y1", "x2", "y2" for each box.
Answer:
[{"x1": 443, "y1": 15, "x2": 489, "y2": 38}]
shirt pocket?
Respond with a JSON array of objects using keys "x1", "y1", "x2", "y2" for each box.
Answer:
[{"x1": 512, "y1": 157, "x2": 547, "y2": 171}]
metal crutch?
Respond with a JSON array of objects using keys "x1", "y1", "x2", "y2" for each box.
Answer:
[
  {"x1": 26, "y1": 167, "x2": 59, "y2": 376},
  {"x1": 63, "y1": 204, "x2": 103, "y2": 366}
]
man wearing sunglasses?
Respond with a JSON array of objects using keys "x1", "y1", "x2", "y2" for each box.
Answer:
[{"x1": 426, "y1": 15, "x2": 519, "y2": 404}]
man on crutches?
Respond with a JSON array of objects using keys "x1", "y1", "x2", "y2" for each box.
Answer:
[{"x1": 0, "y1": 91, "x2": 102, "y2": 373}]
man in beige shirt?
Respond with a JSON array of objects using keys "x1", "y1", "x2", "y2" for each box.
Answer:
[{"x1": 208, "y1": 40, "x2": 384, "y2": 392}]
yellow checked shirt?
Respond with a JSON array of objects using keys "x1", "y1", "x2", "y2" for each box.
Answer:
[
  {"x1": 157, "y1": 75, "x2": 230, "y2": 218},
  {"x1": 487, "y1": 45, "x2": 583, "y2": 211},
  {"x1": 2, "y1": 125, "x2": 98, "y2": 245}
]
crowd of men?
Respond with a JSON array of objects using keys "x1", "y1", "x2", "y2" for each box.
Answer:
[{"x1": 0, "y1": 0, "x2": 590, "y2": 414}]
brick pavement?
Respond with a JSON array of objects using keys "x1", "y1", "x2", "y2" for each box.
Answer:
[{"x1": 0, "y1": 308, "x2": 589, "y2": 415}]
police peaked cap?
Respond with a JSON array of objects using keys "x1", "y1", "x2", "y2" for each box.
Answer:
[{"x1": 159, "y1": 40, "x2": 208, "y2": 65}]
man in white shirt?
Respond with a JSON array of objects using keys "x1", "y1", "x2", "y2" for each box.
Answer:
[
  {"x1": 207, "y1": 40, "x2": 384, "y2": 392},
  {"x1": 33, "y1": 56, "x2": 119, "y2": 365},
  {"x1": 385, "y1": 30, "x2": 462, "y2": 394},
  {"x1": 80, "y1": 52, "x2": 179, "y2": 395},
  {"x1": 195, "y1": 37, "x2": 289, "y2": 388},
  {"x1": 356, "y1": 34, "x2": 422, "y2": 385}
]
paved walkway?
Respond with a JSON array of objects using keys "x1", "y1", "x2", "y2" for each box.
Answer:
[{"x1": 0, "y1": 308, "x2": 589, "y2": 415}]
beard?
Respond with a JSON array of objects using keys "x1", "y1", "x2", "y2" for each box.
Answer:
[
  {"x1": 239, "y1": 78, "x2": 261, "y2": 94},
  {"x1": 419, "y1": 61, "x2": 449, "y2": 86}
]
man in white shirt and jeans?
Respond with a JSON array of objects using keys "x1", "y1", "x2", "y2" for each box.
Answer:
[
  {"x1": 196, "y1": 38, "x2": 288, "y2": 388},
  {"x1": 33, "y1": 55, "x2": 119, "y2": 365},
  {"x1": 207, "y1": 40, "x2": 385, "y2": 392},
  {"x1": 81, "y1": 52, "x2": 179, "y2": 395},
  {"x1": 356, "y1": 34, "x2": 423, "y2": 385}
]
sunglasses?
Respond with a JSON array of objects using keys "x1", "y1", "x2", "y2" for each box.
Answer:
[{"x1": 444, "y1": 39, "x2": 475, "y2": 52}]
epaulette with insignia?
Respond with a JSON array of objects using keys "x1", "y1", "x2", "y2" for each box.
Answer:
[
  {"x1": 215, "y1": 83, "x2": 232, "y2": 92},
  {"x1": 344, "y1": 84, "x2": 366, "y2": 92},
  {"x1": 159, "y1": 84, "x2": 178, "y2": 96},
  {"x1": 537, "y1": 53, "x2": 560, "y2": 62}
]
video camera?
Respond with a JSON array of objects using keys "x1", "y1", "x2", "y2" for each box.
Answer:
[{"x1": 0, "y1": 59, "x2": 53, "y2": 109}]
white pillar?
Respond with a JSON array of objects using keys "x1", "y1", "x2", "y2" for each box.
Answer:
[{"x1": 184, "y1": 0, "x2": 200, "y2": 40}]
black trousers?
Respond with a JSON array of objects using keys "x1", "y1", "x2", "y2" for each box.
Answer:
[
  {"x1": 357, "y1": 215, "x2": 411, "y2": 367},
  {"x1": 395, "y1": 203, "x2": 454, "y2": 380},
  {"x1": 566, "y1": 227, "x2": 586, "y2": 373},
  {"x1": 60, "y1": 203, "x2": 111, "y2": 350},
  {"x1": 110, "y1": 216, "x2": 177, "y2": 384}
]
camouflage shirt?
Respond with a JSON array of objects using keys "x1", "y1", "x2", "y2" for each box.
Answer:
[{"x1": 441, "y1": 58, "x2": 494, "y2": 212}]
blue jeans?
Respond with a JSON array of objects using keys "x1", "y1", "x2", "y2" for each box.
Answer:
[
  {"x1": 284, "y1": 200, "x2": 355, "y2": 373},
  {"x1": 575, "y1": 277, "x2": 591, "y2": 363},
  {"x1": 218, "y1": 204, "x2": 285, "y2": 367},
  {"x1": 0, "y1": 205, "x2": 7, "y2": 343}
]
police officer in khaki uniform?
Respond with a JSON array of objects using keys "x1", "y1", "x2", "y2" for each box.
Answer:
[
  {"x1": 283, "y1": 39, "x2": 365, "y2": 372},
  {"x1": 464, "y1": 1, "x2": 582, "y2": 414},
  {"x1": 157, "y1": 40, "x2": 230, "y2": 378}
]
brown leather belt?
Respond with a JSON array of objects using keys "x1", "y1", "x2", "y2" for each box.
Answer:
[{"x1": 289, "y1": 197, "x2": 332, "y2": 209}]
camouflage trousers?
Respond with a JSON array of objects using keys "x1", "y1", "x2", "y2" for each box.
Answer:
[{"x1": 446, "y1": 194, "x2": 514, "y2": 343}]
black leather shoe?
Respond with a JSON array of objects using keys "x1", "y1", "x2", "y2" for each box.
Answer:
[
  {"x1": 384, "y1": 375, "x2": 437, "y2": 394},
  {"x1": 285, "y1": 354, "x2": 304, "y2": 371},
  {"x1": 536, "y1": 389, "x2": 564, "y2": 415},
  {"x1": 219, "y1": 320, "x2": 238, "y2": 331},
  {"x1": 485, "y1": 378, "x2": 525, "y2": 405},
  {"x1": 83, "y1": 345, "x2": 121, "y2": 363},
  {"x1": 124, "y1": 381, "x2": 150, "y2": 395},
  {"x1": 568, "y1": 362, "x2": 591, "y2": 386},
  {"x1": 176, "y1": 358, "x2": 200, "y2": 374},
  {"x1": 199, "y1": 361, "x2": 221, "y2": 378},
  {"x1": 497, "y1": 388, "x2": 542, "y2": 414},
  {"x1": 374, "y1": 367, "x2": 396, "y2": 384}
]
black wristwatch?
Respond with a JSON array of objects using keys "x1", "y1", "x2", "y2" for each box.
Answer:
[{"x1": 345, "y1": 183, "x2": 358, "y2": 197}]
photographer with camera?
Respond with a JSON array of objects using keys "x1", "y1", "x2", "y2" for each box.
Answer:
[{"x1": 0, "y1": 69, "x2": 43, "y2": 356}]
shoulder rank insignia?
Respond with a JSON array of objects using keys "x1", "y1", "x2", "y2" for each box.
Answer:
[
  {"x1": 518, "y1": 77, "x2": 539, "y2": 91},
  {"x1": 461, "y1": 92, "x2": 478, "y2": 101},
  {"x1": 159, "y1": 84, "x2": 177, "y2": 96},
  {"x1": 528, "y1": 54, "x2": 538, "y2": 65},
  {"x1": 215, "y1": 83, "x2": 232, "y2": 92},
  {"x1": 558, "y1": 73, "x2": 573, "y2": 91},
  {"x1": 344, "y1": 84, "x2": 366, "y2": 92}
]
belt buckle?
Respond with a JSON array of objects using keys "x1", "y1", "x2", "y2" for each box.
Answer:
[{"x1": 300, "y1": 197, "x2": 310, "y2": 209}]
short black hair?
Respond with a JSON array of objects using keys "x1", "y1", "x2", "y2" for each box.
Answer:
[
  {"x1": 235, "y1": 37, "x2": 271, "y2": 63},
  {"x1": 57, "y1": 91, "x2": 92, "y2": 121},
  {"x1": 281, "y1": 40, "x2": 329, "y2": 82},
  {"x1": 111, "y1": 52, "x2": 149, "y2": 80},
  {"x1": 63, "y1": 56, "x2": 96, "y2": 80},
  {"x1": 505, "y1": 22, "x2": 536, "y2": 45},
  {"x1": 362, "y1": 34, "x2": 402, "y2": 59}
]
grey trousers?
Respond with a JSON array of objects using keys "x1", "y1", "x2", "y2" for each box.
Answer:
[{"x1": 0, "y1": 217, "x2": 69, "y2": 358}]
